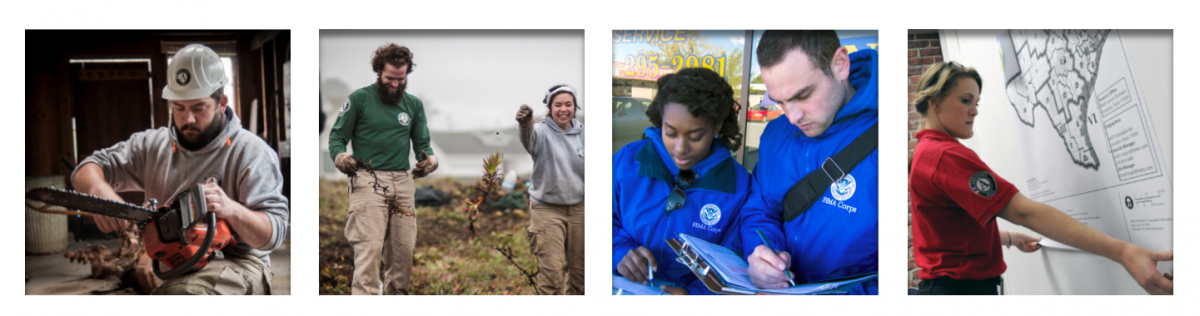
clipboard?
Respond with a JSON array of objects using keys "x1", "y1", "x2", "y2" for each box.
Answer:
[
  {"x1": 667, "y1": 238, "x2": 756, "y2": 295},
  {"x1": 667, "y1": 233, "x2": 878, "y2": 295}
]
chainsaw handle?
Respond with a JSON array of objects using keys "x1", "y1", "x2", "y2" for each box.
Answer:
[{"x1": 153, "y1": 212, "x2": 217, "y2": 280}]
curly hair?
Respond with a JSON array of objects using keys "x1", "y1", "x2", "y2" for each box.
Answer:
[
  {"x1": 646, "y1": 68, "x2": 743, "y2": 150},
  {"x1": 371, "y1": 43, "x2": 416, "y2": 74},
  {"x1": 913, "y1": 61, "x2": 982, "y2": 115}
]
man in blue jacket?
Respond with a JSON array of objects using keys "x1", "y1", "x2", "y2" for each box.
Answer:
[{"x1": 739, "y1": 30, "x2": 879, "y2": 294}]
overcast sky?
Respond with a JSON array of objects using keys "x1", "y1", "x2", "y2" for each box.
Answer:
[{"x1": 321, "y1": 30, "x2": 583, "y2": 132}]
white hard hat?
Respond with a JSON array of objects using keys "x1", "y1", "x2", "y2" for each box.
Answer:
[{"x1": 162, "y1": 44, "x2": 229, "y2": 100}]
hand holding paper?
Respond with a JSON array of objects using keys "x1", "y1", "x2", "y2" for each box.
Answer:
[{"x1": 1008, "y1": 231, "x2": 1042, "y2": 253}]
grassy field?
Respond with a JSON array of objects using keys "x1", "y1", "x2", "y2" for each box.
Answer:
[{"x1": 319, "y1": 177, "x2": 540, "y2": 295}]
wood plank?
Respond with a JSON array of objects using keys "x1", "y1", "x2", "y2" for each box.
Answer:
[
  {"x1": 57, "y1": 57, "x2": 76, "y2": 179},
  {"x1": 27, "y1": 75, "x2": 64, "y2": 176},
  {"x1": 261, "y1": 39, "x2": 277, "y2": 150},
  {"x1": 74, "y1": 69, "x2": 148, "y2": 81},
  {"x1": 151, "y1": 51, "x2": 168, "y2": 129}
]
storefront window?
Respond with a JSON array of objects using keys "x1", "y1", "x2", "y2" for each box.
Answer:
[
  {"x1": 612, "y1": 30, "x2": 747, "y2": 154},
  {"x1": 612, "y1": 30, "x2": 876, "y2": 173}
]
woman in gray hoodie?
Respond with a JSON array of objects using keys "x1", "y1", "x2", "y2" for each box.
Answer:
[{"x1": 515, "y1": 84, "x2": 585, "y2": 295}]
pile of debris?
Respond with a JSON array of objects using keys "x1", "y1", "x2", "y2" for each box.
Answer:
[{"x1": 60, "y1": 222, "x2": 160, "y2": 294}]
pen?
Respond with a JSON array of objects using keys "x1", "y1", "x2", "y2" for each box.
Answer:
[
  {"x1": 756, "y1": 229, "x2": 795, "y2": 287},
  {"x1": 647, "y1": 258, "x2": 654, "y2": 284}
]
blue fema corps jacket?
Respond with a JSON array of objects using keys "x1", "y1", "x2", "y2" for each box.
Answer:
[
  {"x1": 613, "y1": 127, "x2": 752, "y2": 295},
  {"x1": 738, "y1": 49, "x2": 879, "y2": 294}
]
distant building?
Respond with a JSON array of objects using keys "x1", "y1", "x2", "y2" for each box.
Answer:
[
  {"x1": 426, "y1": 128, "x2": 534, "y2": 180},
  {"x1": 320, "y1": 126, "x2": 534, "y2": 180}
]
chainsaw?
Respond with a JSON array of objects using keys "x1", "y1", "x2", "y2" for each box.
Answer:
[{"x1": 26, "y1": 183, "x2": 236, "y2": 280}]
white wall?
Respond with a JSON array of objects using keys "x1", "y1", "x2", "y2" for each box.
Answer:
[{"x1": 938, "y1": 29, "x2": 1172, "y2": 295}]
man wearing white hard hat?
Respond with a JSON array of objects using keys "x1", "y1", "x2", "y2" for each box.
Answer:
[{"x1": 72, "y1": 44, "x2": 290, "y2": 295}]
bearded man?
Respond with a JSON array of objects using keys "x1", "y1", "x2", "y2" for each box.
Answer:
[
  {"x1": 73, "y1": 43, "x2": 289, "y2": 295},
  {"x1": 328, "y1": 43, "x2": 438, "y2": 295}
]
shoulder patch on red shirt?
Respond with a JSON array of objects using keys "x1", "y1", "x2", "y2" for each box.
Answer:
[{"x1": 968, "y1": 171, "x2": 997, "y2": 197}]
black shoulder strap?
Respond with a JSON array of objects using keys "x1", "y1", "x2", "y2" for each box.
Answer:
[{"x1": 781, "y1": 123, "x2": 878, "y2": 222}]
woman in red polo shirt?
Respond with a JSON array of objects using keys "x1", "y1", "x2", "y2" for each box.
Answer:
[{"x1": 908, "y1": 62, "x2": 1173, "y2": 295}]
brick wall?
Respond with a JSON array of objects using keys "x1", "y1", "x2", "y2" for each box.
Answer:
[{"x1": 907, "y1": 32, "x2": 942, "y2": 289}]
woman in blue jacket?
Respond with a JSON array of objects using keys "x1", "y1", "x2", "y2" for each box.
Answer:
[{"x1": 612, "y1": 68, "x2": 751, "y2": 295}]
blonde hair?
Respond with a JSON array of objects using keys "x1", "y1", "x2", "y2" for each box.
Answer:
[
  {"x1": 913, "y1": 62, "x2": 982, "y2": 115},
  {"x1": 909, "y1": 62, "x2": 982, "y2": 173}
]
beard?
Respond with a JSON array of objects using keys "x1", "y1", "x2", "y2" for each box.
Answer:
[
  {"x1": 174, "y1": 110, "x2": 226, "y2": 151},
  {"x1": 376, "y1": 77, "x2": 406, "y2": 105}
]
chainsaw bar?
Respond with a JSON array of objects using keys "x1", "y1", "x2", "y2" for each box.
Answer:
[{"x1": 26, "y1": 187, "x2": 158, "y2": 222}]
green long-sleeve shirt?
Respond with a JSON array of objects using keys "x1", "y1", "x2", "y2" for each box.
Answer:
[{"x1": 329, "y1": 84, "x2": 433, "y2": 171}]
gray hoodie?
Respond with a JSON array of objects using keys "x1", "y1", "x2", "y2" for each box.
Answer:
[
  {"x1": 519, "y1": 116, "x2": 585, "y2": 205},
  {"x1": 72, "y1": 108, "x2": 289, "y2": 266}
]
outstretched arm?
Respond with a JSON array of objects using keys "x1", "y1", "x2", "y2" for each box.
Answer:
[
  {"x1": 998, "y1": 193, "x2": 1173, "y2": 294},
  {"x1": 516, "y1": 105, "x2": 538, "y2": 155}
]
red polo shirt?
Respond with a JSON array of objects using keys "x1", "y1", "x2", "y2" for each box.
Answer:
[{"x1": 909, "y1": 129, "x2": 1018, "y2": 280}]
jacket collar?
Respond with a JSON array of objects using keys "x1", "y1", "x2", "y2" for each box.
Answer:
[
  {"x1": 834, "y1": 49, "x2": 879, "y2": 122},
  {"x1": 634, "y1": 126, "x2": 736, "y2": 194},
  {"x1": 540, "y1": 115, "x2": 583, "y2": 135},
  {"x1": 916, "y1": 128, "x2": 958, "y2": 143}
]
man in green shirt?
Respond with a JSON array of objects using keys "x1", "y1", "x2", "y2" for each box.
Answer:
[{"x1": 328, "y1": 43, "x2": 438, "y2": 295}]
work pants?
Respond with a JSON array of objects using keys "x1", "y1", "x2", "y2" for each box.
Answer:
[
  {"x1": 152, "y1": 254, "x2": 273, "y2": 295},
  {"x1": 528, "y1": 200, "x2": 585, "y2": 295},
  {"x1": 916, "y1": 276, "x2": 1002, "y2": 295},
  {"x1": 345, "y1": 169, "x2": 417, "y2": 295}
]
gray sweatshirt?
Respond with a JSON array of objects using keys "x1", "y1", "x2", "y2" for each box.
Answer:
[
  {"x1": 72, "y1": 108, "x2": 289, "y2": 266},
  {"x1": 519, "y1": 116, "x2": 585, "y2": 205}
]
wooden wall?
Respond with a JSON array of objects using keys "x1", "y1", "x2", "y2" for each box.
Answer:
[{"x1": 25, "y1": 30, "x2": 291, "y2": 201}]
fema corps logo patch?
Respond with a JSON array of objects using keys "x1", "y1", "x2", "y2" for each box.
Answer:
[
  {"x1": 576, "y1": 147, "x2": 584, "y2": 158},
  {"x1": 830, "y1": 174, "x2": 856, "y2": 201},
  {"x1": 398, "y1": 112, "x2": 411, "y2": 126},
  {"x1": 969, "y1": 171, "x2": 997, "y2": 197},
  {"x1": 175, "y1": 68, "x2": 192, "y2": 86},
  {"x1": 699, "y1": 204, "x2": 721, "y2": 226}
]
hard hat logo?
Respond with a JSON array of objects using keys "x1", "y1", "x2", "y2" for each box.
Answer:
[
  {"x1": 175, "y1": 69, "x2": 192, "y2": 86},
  {"x1": 162, "y1": 44, "x2": 228, "y2": 100}
]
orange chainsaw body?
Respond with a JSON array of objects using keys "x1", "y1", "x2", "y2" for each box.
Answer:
[{"x1": 142, "y1": 217, "x2": 236, "y2": 270}]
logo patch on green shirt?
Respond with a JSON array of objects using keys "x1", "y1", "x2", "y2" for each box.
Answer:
[{"x1": 398, "y1": 112, "x2": 411, "y2": 126}]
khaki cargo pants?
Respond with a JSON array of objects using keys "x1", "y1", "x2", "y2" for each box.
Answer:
[
  {"x1": 528, "y1": 200, "x2": 585, "y2": 295},
  {"x1": 345, "y1": 169, "x2": 417, "y2": 295},
  {"x1": 152, "y1": 254, "x2": 272, "y2": 295}
]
